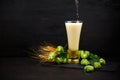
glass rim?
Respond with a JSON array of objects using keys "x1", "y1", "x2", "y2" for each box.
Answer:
[{"x1": 65, "y1": 20, "x2": 83, "y2": 23}]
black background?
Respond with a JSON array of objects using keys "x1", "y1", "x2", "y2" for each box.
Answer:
[{"x1": 0, "y1": 0, "x2": 120, "y2": 60}]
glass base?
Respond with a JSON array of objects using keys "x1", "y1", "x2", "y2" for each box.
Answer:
[{"x1": 68, "y1": 59, "x2": 79, "y2": 64}]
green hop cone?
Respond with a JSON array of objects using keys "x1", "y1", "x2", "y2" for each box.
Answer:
[
  {"x1": 56, "y1": 57, "x2": 67, "y2": 64},
  {"x1": 56, "y1": 45, "x2": 64, "y2": 53},
  {"x1": 80, "y1": 50, "x2": 90, "y2": 59},
  {"x1": 62, "y1": 58, "x2": 67, "y2": 63},
  {"x1": 99, "y1": 58, "x2": 106, "y2": 65},
  {"x1": 81, "y1": 59, "x2": 90, "y2": 66},
  {"x1": 56, "y1": 57, "x2": 62, "y2": 64},
  {"x1": 94, "y1": 62, "x2": 102, "y2": 69},
  {"x1": 48, "y1": 52, "x2": 56, "y2": 61},
  {"x1": 84, "y1": 65, "x2": 94, "y2": 72},
  {"x1": 84, "y1": 50, "x2": 90, "y2": 56}
]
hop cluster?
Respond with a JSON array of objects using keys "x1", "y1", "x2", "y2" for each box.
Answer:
[
  {"x1": 78, "y1": 50, "x2": 106, "y2": 72},
  {"x1": 37, "y1": 45, "x2": 106, "y2": 73}
]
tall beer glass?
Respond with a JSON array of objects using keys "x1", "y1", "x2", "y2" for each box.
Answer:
[{"x1": 65, "y1": 20, "x2": 83, "y2": 63}]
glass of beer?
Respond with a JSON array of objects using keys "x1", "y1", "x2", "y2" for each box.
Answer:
[{"x1": 65, "y1": 20, "x2": 83, "y2": 63}]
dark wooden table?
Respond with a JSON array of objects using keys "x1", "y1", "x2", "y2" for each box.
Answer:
[{"x1": 0, "y1": 57, "x2": 119, "y2": 80}]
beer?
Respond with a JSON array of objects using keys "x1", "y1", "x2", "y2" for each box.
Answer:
[{"x1": 65, "y1": 20, "x2": 83, "y2": 63}]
